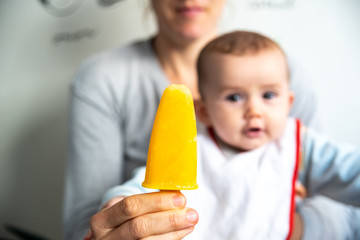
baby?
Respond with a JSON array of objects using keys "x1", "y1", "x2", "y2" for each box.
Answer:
[
  {"x1": 190, "y1": 30, "x2": 302, "y2": 239},
  {"x1": 95, "y1": 31, "x2": 360, "y2": 240}
]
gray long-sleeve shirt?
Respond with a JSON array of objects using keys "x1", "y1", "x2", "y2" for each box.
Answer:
[{"x1": 64, "y1": 38, "x2": 325, "y2": 239}]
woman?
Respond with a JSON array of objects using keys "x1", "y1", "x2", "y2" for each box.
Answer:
[
  {"x1": 65, "y1": 1, "x2": 225, "y2": 239},
  {"x1": 64, "y1": 1, "x2": 355, "y2": 239}
]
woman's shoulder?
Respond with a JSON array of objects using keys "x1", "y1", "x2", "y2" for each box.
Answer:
[
  {"x1": 80, "y1": 38, "x2": 153, "y2": 72},
  {"x1": 72, "y1": 38, "x2": 156, "y2": 93}
]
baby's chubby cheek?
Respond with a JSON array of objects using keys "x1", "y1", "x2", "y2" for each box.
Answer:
[{"x1": 271, "y1": 122, "x2": 287, "y2": 140}]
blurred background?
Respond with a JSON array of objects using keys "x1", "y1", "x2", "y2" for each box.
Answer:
[{"x1": 0, "y1": 0, "x2": 359, "y2": 239}]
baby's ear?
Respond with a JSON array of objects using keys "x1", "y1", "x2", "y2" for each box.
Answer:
[
  {"x1": 194, "y1": 99, "x2": 212, "y2": 126},
  {"x1": 287, "y1": 91, "x2": 294, "y2": 112}
]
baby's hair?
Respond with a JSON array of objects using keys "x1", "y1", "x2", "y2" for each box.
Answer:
[{"x1": 197, "y1": 31, "x2": 289, "y2": 97}]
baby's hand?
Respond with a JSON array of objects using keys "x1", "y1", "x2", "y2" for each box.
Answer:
[{"x1": 88, "y1": 191, "x2": 198, "y2": 239}]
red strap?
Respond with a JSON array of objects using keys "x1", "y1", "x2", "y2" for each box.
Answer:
[{"x1": 286, "y1": 119, "x2": 301, "y2": 240}]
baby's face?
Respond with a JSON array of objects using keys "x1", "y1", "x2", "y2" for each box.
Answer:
[{"x1": 199, "y1": 49, "x2": 293, "y2": 151}]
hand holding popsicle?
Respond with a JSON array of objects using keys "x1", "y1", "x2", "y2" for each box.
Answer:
[
  {"x1": 86, "y1": 85, "x2": 199, "y2": 240},
  {"x1": 87, "y1": 192, "x2": 198, "y2": 239}
]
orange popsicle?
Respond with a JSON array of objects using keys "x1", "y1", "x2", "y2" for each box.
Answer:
[{"x1": 142, "y1": 84, "x2": 198, "y2": 190}]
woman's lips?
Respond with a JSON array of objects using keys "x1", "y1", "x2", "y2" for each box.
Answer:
[{"x1": 176, "y1": 7, "x2": 204, "y2": 18}]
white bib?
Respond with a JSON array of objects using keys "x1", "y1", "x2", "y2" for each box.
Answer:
[{"x1": 183, "y1": 118, "x2": 300, "y2": 240}]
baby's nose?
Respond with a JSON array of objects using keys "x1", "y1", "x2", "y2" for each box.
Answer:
[{"x1": 244, "y1": 100, "x2": 262, "y2": 119}]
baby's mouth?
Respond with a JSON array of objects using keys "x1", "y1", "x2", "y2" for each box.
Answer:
[{"x1": 244, "y1": 127, "x2": 263, "y2": 138}]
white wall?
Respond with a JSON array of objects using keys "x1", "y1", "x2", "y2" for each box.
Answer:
[
  {"x1": 0, "y1": 0, "x2": 155, "y2": 238},
  {"x1": 0, "y1": 0, "x2": 359, "y2": 239}
]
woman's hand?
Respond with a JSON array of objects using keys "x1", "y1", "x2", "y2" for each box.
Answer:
[{"x1": 86, "y1": 191, "x2": 198, "y2": 240}]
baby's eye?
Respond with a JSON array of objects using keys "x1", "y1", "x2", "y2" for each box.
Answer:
[
  {"x1": 263, "y1": 91, "x2": 277, "y2": 99},
  {"x1": 226, "y1": 94, "x2": 242, "y2": 102}
]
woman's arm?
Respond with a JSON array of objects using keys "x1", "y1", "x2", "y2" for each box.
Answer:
[
  {"x1": 64, "y1": 59, "x2": 125, "y2": 240},
  {"x1": 297, "y1": 196, "x2": 360, "y2": 240},
  {"x1": 300, "y1": 128, "x2": 360, "y2": 206},
  {"x1": 296, "y1": 127, "x2": 360, "y2": 239}
]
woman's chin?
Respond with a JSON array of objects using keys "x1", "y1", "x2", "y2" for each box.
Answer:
[{"x1": 175, "y1": 27, "x2": 213, "y2": 43}]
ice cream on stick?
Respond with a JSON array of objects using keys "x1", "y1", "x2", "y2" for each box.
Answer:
[{"x1": 142, "y1": 84, "x2": 198, "y2": 190}]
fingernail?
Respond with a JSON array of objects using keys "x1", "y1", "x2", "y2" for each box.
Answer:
[
  {"x1": 186, "y1": 209, "x2": 198, "y2": 224},
  {"x1": 173, "y1": 194, "x2": 185, "y2": 207}
]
